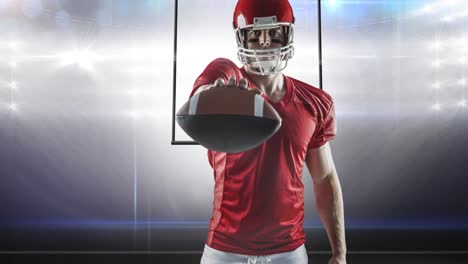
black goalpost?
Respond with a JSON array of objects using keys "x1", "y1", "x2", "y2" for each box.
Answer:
[{"x1": 171, "y1": 0, "x2": 323, "y2": 145}]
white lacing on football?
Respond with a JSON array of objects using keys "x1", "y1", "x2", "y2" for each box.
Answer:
[
  {"x1": 189, "y1": 92, "x2": 200, "y2": 115},
  {"x1": 254, "y1": 94, "x2": 264, "y2": 118}
]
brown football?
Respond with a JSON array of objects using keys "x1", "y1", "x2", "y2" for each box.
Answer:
[{"x1": 176, "y1": 87, "x2": 282, "y2": 153}]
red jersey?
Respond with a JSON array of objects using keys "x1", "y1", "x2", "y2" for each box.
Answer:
[{"x1": 190, "y1": 58, "x2": 336, "y2": 255}]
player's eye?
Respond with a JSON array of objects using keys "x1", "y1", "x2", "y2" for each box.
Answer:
[
  {"x1": 247, "y1": 31, "x2": 260, "y2": 42},
  {"x1": 270, "y1": 30, "x2": 282, "y2": 38},
  {"x1": 249, "y1": 31, "x2": 259, "y2": 38}
]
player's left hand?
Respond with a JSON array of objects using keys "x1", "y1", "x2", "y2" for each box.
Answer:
[{"x1": 328, "y1": 255, "x2": 346, "y2": 264}]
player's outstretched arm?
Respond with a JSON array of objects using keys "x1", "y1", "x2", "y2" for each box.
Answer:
[{"x1": 305, "y1": 142, "x2": 347, "y2": 264}]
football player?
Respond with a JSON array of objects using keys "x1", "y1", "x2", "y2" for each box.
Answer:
[{"x1": 190, "y1": 0, "x2": 346, "y2": 263}]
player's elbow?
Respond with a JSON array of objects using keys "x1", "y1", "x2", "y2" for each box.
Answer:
[
  {"x1": 312, "y1": 170, "x2": 333, "y2": 185},
  {"x1": 311, "y1": 161, "x2": 339, "y2": 186}
]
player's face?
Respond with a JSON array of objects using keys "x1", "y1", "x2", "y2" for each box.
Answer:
[
  {"x1": 242, "y1": 26, "x2": 290, "y2": 75},
  {"x1": 245, "y1": 27, "x2": 285, "y2": 50}
]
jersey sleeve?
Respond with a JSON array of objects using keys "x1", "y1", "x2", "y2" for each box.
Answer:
[
  {"x1": 308, "y1": 100, "x2": 337, "y2": 149},
  {"x1": 189, "y1": 58, "x2": 241, "y2": 98}
]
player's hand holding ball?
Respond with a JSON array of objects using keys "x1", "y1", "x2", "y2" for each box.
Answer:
[
  {"x1": 176, "y1": 76, "x2": 281, "y2": 153},
  {"x1": 209, "y1": 76, "x2": 261, "y2": 95}
]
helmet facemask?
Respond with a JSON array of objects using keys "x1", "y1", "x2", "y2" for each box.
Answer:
[{"x1": 234, "y1": 16, "x2": 295, "y2": 76}]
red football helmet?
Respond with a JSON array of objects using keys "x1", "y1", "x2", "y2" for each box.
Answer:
[{"x1": 233, "y1": 0, "x2": 295, "y2": 75}]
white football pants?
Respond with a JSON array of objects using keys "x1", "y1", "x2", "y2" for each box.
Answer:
[{"x1": 200, "y1": 244, "x2": 308, "y2": 264}]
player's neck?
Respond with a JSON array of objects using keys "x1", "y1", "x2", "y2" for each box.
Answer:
[{"x1": 245, "y1": 70, "x2": 285, "y2": 103}]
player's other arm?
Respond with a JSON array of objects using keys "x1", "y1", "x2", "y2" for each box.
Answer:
[
  {"x1": 305, "y1": 143, "x2": 347, "y2": 263},
  {"x1": 190, "y1": 58, "x2": 252, "y2": 97}
]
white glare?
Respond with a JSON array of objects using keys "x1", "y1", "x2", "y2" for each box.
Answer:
[
  {"x1": 430, "y1": 41, "x2": 442, "y2": 50},
  {"x1": 9, "y1": 81, "x2": 17, "y2": 90},
  {"x1": 421, "y1": 5, "x2": 434, "y2": 14},
  {"x1": 125, "y1": 110, "x2": 157, "y2": 119},
  {"x1": 441, "y1": 16, "x2": 453, "y2": 22},
  {"x1": 127, "y1": 111, "x2": 142, "y2": 119},
  {"x1": 8, "y1": 41, "x2": 18, "y2": 50},
  {"x1": 432, "y1": 103, "x2": 441, "y2": 111},
  {"x1": 460, "y1": 57, "x2": 467, "y2": 64},
  {"x1": 58, "y1": 49, "x2": 101, "y2": 71},
  {"x1": 328, "y1": 0, "x2": 338, "y2": 7},
  {"x1": 445, "y1": 0, "x2": 458, "y2": 7},
  {"x1": 456, "y1": 38, "x2": 466, "y2": 46},
  {"x1": 432, "y1": 82, "x2": 441, "y2": 89},
  {"x1": 128, "y1": 46, "x2": 157, "y2": 60},
  {"x1": 416, "y1": 0, "x2": 463, "y2": 16},
  {"x1": 458, "y1": 79, "x2": 467, "y2": 86},
  {"x1": 459, "y1": 99, "x2": 467, "y2": 107},
  {"x1": 432, "y1": 60, "x2": 441, "y2": 68},
  {"x1": 127, "y1": 89, "x2": 141, "y2": 97},
  {"x1": 8, "y1": 103, "x2": 17, "y2": 111}
]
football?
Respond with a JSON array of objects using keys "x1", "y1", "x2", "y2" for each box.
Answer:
[{"x1": 177, "y1": 87, "x2": 282, "y2": 153}]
